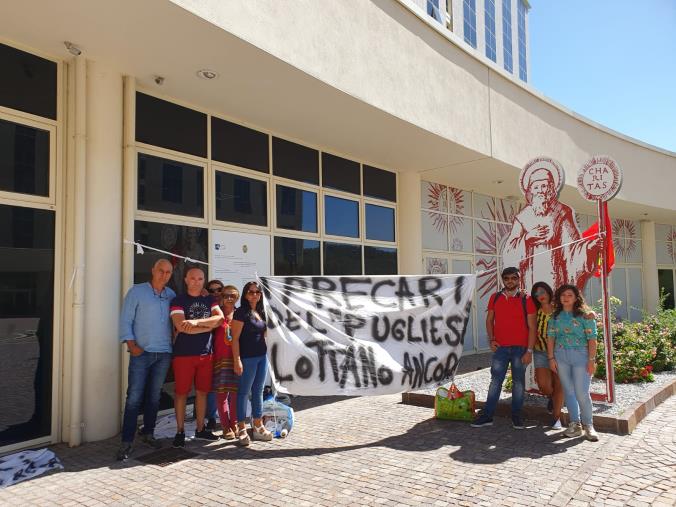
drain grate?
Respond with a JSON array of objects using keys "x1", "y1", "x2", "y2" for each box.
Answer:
[{"x1": 135, "y1": 447, "x2": 199, "y2": 467}]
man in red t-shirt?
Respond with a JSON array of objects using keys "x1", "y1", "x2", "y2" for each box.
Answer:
[{"x1": 471, "y1": 266, "x2": 536, "y2": 429}]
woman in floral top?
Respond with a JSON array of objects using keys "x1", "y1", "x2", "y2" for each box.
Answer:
[{"x1": 547, "y1": 284, "x2": 599, "y2": 441}]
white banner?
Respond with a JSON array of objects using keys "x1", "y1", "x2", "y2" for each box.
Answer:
[{"x1": 260, "y1": 274, "x2": 476, "y2": 396}]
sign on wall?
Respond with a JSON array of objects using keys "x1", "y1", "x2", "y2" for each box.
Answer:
[
  {"x1": 260, "y1": 274, "x2": 475, "y2": 396},
  {"x1": 577, "y1": 155, "x2": 623, "y2": 202},
  {"x1": 211, "y1": 230, "x2": 270, "y2": 290}
]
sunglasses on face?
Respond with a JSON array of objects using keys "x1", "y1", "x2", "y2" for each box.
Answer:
[
  {"x1": 535, "y1": 289, "x2": 547, "y2": 296},
  {"x1": 223, "y1": 293, "x2": 238, "y2": 300},
  {"x1": 207, "y1": 287, "x2": 223, "y2": 294},
  {"x1": 247, "y1": 290, "x2": 262, "y2": 295}
]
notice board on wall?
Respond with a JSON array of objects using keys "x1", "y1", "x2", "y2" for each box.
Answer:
[{"x1": 211, "y1": 230, "x2": 270, "y2": 290}]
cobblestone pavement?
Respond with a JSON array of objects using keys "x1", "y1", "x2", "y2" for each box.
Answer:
[{"x1": 1, "y1": 394, "x2": 674, "y2": 506}]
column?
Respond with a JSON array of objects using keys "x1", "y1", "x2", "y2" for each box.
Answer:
[
  {"x1": 82, "y1": 60, "x2": 123, "y2": 441},
  {"x1": 641, "y1": 220, "x2": 659, "y2": 315},
  {"x1": 398, "y1": 172, "x2": 423, "y2": 275}
]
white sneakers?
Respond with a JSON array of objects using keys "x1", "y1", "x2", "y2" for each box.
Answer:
[
  {"x1": 583, "y1": 424, "x2": 599, "y2": 442},
  {"x1": 550, "y1": 419, "x2": 562, "y2": 430},
  {"x1": 562, "y1": 421, "x2": 599, "y2": 441},
  {"x1": 563, "y1": 422, "x2": 583, "y2": 438}
]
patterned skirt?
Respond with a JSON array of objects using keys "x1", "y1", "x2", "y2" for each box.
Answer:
[{"x1": 212, "y1": 356, "x2": 238, "y2": 393}]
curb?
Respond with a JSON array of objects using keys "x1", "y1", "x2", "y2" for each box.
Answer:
[{"x1": 401, "y1": 378, "x2": 676, "y2": 435}]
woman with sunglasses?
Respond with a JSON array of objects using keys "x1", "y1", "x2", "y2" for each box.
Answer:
[
  {"x1": 547, "y1": 284, "x2": 599, "y2": 441},
  {"x1": 231, "y1": 281, "x2": 273, "y2": 445},
  {"x1": 530, "y1": 282, "x2": 564, "y2": 429},
  {"x1": 208, "y1": 282, "x2": 240, "y2": 440}
]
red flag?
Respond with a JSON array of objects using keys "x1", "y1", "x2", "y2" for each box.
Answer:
[{"x1": 582, "y1": 201, "x2": 614, "y2": 277}]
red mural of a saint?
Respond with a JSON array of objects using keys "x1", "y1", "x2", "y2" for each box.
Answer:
[{"x1": 502, "y1": 158, "x2": 601, "y2": 291}]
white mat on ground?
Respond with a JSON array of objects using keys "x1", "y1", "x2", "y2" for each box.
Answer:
[{"x1": 0, "y1": 448, "x2": 63, "y2": 488}]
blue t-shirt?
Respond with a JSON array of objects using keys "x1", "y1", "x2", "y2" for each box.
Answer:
[
  {"x1": 233, "y1": 306, "x2": 267, "y2": 358},
  {"x1": 170, "y1": 294, "x2": 219, "y2": 356},
  {"x1": 547, "y1": 311, "x2": 598, "y2": 349}
]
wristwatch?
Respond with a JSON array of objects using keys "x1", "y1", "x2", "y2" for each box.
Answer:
[{"x1": 527, "y1": 348, "x2": 533, "y2": 353}]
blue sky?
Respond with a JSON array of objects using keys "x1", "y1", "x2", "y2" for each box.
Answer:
[{"x1": 529, "y1": 0, "x2": 676, "y2": 153}]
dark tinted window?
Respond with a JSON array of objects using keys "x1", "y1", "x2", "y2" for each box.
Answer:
[
  {"x1": 137, "y1": 153, "x2": 204, "y2": 217},
  {"x1": 365, "y1": 204, "x2": 395, "y2": 242},
  {"x1": 211, "y1": 117, "x2": 269, "y2": 173},
  {"x1": 364, "y1": 246, "x2": 398, "y2": 275},
  {"x1": 0, "y1": 43, "x2": 57, "y2": 120},
  {"x1": 325, "y1": 196, "x2": 359, "y2": 238},
  {"x1": 324, "y1": 242, "x2": 362, "y2": 275},
  {"x1": 363, "y1": 165, "x2": 396, "y2": 202},
  {"x1": 133, "y1": 221, "x2": 208, "y2": 294},
  {"x1": 215, "y1": 171, "x2": 267, "y2": 226},
  {"x1": 658, "y1": 269, "x2": 675, "y2": 310},
  {"x1": 0, "y1": 204, "x2": 55, "y2": 446},
  {"x1": 274, "y1": 237, "x2": 321, "y2": 276},
  {"x1": 322, "y1": 153, "x2": 360, "y2": 194},
  {"x1": 136, "y1": 93, "x2": 207, "y2": 157},
  {"x1": 0, "y1": 119, "x2": 50, "y2": 196},
  {"x1": 272, "y1": 137, "x2": 318, "y2": 185},
  {"x1": 276, "y1": 185, "x2": 317, "y2": 233}
]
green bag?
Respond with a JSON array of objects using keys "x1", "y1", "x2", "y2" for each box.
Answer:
[{"x1": 434, "y1": 385, "x2": 476, "y2": 421}]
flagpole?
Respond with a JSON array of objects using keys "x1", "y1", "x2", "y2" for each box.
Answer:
[{"x1": 599, "y1": 201, "x2": 615, "y2": 403}]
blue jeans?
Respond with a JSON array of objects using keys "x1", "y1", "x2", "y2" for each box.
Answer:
[
  {"x1": 555, "y1": 347, "x2": 593, "y2": 426},
  {"x1": 206, "y1": 392, "x2": 217, "y2": 420},
  {"x1": 237, "y1": 355, "x2": 268, "y2": 420},
  {"x1": 121, "y1": 351, "x2": 172, "y2": 443},
  {"x1": 483, "y1": 346, "x2": 526, "y2": 418}
]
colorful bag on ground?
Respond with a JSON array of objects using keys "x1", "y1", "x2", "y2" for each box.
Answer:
[{"x1": 434, "y1": 384, "x2": 476, "y2": 421}]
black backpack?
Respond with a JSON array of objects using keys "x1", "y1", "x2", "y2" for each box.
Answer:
[{"x1": 493, "y1": 289, "x2": 528, "y2": 326}]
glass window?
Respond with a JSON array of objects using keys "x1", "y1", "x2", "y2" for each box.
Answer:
[
  {"x1": 502, "y1": 0, "x2": 513, "y2": 73},
  {"x1": 449, "y1": 215, "x2": 473, "y2": 253},
  {"x1": 518, "y1": 0, "x2": 528, "y2": 81},
  {"x1": 137, "y1": 153, "x2": 204, "y2": 218},
  {"x1": 276, "y1": 185, "x2": 317, "y2": 233},
  {"x1": 324, "y1": 242, "x2": 362, "y2": 275},
  {"x1": 611, "y1": 268, "x2": 628, "y2": 321},
  {"x1": 324, "y1": 195, "x2": 359, "y2": 238},
  {"x1": 133, "y1": 220, "x2": 208, "y2": 294},
  {"x1": 364, "y1": 246, "x2": 397, "y2": 275},
  {"x1": 426, "y1": 0, "x2": 443, "y2": 23},
  {"x1": 658, "y1": 269, "x2": 675, "y2": 310},
  {"x1": 421, "y1": 182, "x2": 448, "y2": 213},
  {"x1": 485, "y1": 0, "x2": 497, "y2": 62},
  {"x1": 322, "y1": 153, "x2": 360, "y2": 194},
  {"x1": 211, "y1": 117, "x2": 269, "y2": 173},
  {"x1": 365, "y1": 204, "x2": 395, "y2": 242},
  {"x1": 0, "y1": 204, "x2": 55, "y2": 447},
  {"x1": 215, "y1": 171, "x2": 267, "y2": 226},
  {"x1": 628, "y1": 268, "x2": 643, "y2": 322},
  {"x1": 0, "y1": 43, "x2": 57, "y2": 120},
  {"x1": 0, "y1": 118, "x2": 50, "y2": 197},
  {"x1": 422, "y1": 211, "x2": 448, "y2": 251},
  {"x1": 272, "y1": 137, "x2": 319, "y2": 185},
  {"x1": 473, "y1": 193, "x2": 495, "y2": 219},
  {"x1": 363, "y1": 165, "x2": 396, "y2": 202},
  {"x1": 135, "y1": 93, "x2": 207, "y2": 158},
  {"x1": 463, "y1": 0, "x2": 477, "y2": 49},
  {"x1": 274, "y1": 237, "x2": 320, "y2": 276},
  {"x1": 474, "y1": 220, "x2": 497, "y2": 254}
]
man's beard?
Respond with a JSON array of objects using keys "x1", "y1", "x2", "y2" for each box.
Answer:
[{"x1": 531, "y1": 192, "x2": 554, "y2": 216}]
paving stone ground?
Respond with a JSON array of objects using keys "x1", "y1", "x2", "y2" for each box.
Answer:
[{"x1": 1, "y1": 392, "x2": 674, "y2": 506}]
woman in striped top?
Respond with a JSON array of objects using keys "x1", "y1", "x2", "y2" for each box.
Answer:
[{"x1": 530, "y1": 282, "x2": 564, "y2": 429}]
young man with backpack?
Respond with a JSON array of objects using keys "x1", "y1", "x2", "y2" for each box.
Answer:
[{"x1": 471, "y1": 266, "x2": 537, "y2": 429}]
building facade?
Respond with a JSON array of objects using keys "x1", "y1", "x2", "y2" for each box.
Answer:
[{"x1": 0, "y1": 0, "x2": 674, "y2": 454}]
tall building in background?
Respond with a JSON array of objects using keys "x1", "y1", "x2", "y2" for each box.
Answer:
[{"x1": 415, "y1": 0, "x2": 530, "y2": 82}]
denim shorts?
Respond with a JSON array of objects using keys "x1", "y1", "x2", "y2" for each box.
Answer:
[{"x1": 533, "y1": 350, "x2": 550, "y2": 369}]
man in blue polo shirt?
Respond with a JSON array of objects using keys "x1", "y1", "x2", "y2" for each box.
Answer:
[
  {"x1": 116, "y1": 258, "x2": 175, "y2": 461},
  {"x1": 472, "y1": 266, "x2": 536, "y2": 429}
]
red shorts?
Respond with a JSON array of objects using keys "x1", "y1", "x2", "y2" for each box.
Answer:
[{"x1": 172, "y1": 355, "x2": 213, "y2": 395}]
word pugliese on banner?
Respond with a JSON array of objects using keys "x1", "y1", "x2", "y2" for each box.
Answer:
[{"x1": 259, "y1": 275, "x2": 476, "y2": 396}]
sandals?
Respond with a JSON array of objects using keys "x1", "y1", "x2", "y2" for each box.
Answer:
[
  {"x1": 236, "y1": 428, "x2": 250, "y2": 447},
  {"x1": 252, "y1": 424, "x2": 273, "y2": 442},
  {"x1": 222, "y1": 428, "x2": 237, "y2": 441}
]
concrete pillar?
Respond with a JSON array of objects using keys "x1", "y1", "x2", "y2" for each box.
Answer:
[
  {"x1": 641, "y1": 220, "x2": 659, "y2": 315},
  {"x1": 82, "y1": 60, "x2": 123, "y2": 441},
  {"x1": 398, "y1": 172, "x2": 423, "y2": 275}
]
